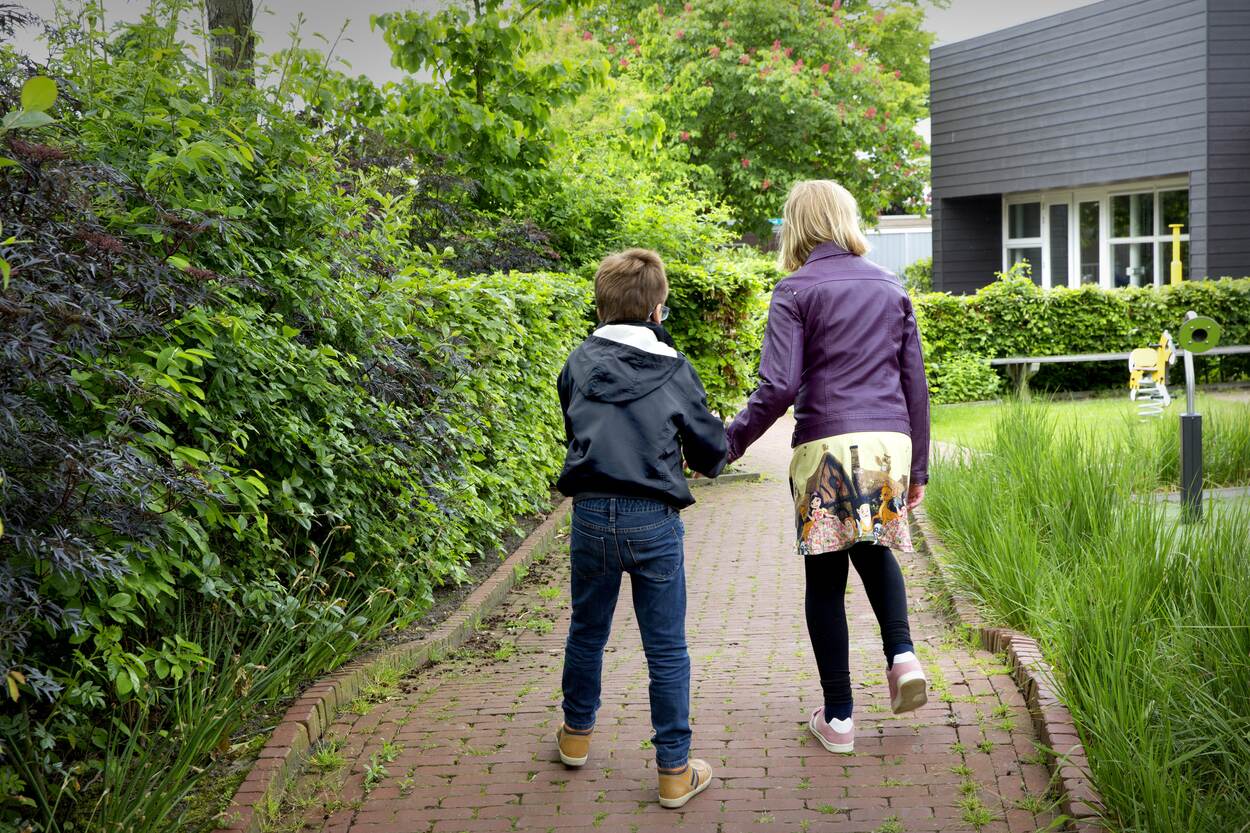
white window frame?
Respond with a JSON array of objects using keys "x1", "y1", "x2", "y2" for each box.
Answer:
[
  {"x1": 1106, "y1": 185, "x2": 1190, "y2": 288},
  {"x1": 1002, "y1": 198, "x2": 1044, "y2": 284},
  {"x1": 1002, "y1": 177, "x2": 1189, "y2": 290}
]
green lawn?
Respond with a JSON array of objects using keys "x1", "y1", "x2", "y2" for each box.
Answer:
[{"x1": 932, "y1": 392, "x2": 1246, "y2": 450}]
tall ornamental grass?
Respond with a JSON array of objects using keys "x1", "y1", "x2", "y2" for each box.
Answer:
[{"x1": 926, "y1": 404, "x2": 1250, "y2": 833}]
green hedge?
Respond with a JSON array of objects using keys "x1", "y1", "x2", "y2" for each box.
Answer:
[
  {"x1": 0, "y1": 30, "x2": 596, "y2": 829},
  {"x1": 915, "y1": 273, "x2": 1250, "y2": 399},
  {"x1": 0, "y1": 5, "x2": 784, "y2": 823},
  {"x1": 666, "y1": 250, "x2": 780, "y2": 418}
]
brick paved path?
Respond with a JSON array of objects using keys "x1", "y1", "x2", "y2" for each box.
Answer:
[{"x1": 276, "y1": 418, "x2": 1061, "y2": 833}]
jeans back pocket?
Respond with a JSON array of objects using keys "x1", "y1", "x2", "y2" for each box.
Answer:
[
  {"x1": 625, "y1": 519, "x2": 683, "y2": 582},
  {"x1": 570, "y1": 525, "x2": 608, "y2": 579}
]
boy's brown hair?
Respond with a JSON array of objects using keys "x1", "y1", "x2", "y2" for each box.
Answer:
[{"x1": 594, "y1": 248, "x2": 668, "y2": 323}]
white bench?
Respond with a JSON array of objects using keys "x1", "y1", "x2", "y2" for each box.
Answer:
[{"x1": 989, "y1": 345, "x2": 1250, "y2": 396}]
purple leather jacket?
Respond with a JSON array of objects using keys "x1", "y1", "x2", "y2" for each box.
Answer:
[{"x1": 726, "y1": 241, "x2": 931, "y2": 485}]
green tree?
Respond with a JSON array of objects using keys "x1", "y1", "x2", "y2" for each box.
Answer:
[
  {"x1": 521, "y1": 27, "x2": 734, "y2": 264},
  {"x1": 375, "y1": 1, "x2": 609, "y2": 203},
  {"x1": 580, "y1": 0, "x2": 935, "y2": 236}
]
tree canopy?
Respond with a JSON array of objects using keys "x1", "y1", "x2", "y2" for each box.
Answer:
[{"x1": 580, "y1": 0, "x2": 934, "y2": 234}]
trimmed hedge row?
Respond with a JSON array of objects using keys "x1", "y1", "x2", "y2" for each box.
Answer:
[
  {"x1": 914, "y1": 274, "x2": 1250, "y2": 399},
  {"x1": 666, "y1": 250, "x2": 780, "y2": 419},
  {"x1": 0, "y1": 38, "x2": 599, "y2": 827},
  {"x1": 1, "y1": 19, "x2": 771, "y2": 827}
]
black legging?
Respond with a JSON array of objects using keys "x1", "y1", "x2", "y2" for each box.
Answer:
[{"x1": 804, "y1": 543, "x2": 913, "y2": 720}]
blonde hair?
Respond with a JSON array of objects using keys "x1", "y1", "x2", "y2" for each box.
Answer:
[
  {"x1": 594, "y1": 248, "x2": 669, "y2": 323},
  {"x1": 778, "y1": 180, "x2": 870, "y2": 272}
]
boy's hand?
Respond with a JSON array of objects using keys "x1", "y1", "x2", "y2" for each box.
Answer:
[{"x1": 906, "y1": 482, "x2": 925, "y2": 510}]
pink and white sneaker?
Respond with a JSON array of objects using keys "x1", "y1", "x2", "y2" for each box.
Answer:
[
  {"x1": 809, "y1": 707, "x2": 854, "y2": 754},
  {"x1": 887, "y1": 652, "x2": 928, "y2": 714}
]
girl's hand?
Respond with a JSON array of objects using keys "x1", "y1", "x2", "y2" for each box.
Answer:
[{"x1": 907, "y1": 482, "x2": 925, "y2": 510}]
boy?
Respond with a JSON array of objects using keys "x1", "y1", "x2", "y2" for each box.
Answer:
[{"x1": 554, "y1": 248, "x2": 727, "y2": 809}]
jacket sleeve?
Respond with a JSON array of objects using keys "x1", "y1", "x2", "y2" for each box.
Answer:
[
  {"x1": 899, "y1": 296, "x2": 931, "y2": 485},
  {"x1": 677, "y1": 362, "x2": 729, "y2": 478},
  {"x1": 557, "y1": 361, "x2": 574, "y2": 444},
  {"x1": 726, "y1": 287, "x2": 802, "y2": 462}
]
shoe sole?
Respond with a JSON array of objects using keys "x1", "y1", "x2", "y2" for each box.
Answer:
[
  {"x1": 658, "y1": 770, "x2": 713, "y2": 809},
  {"x1": 809, "y1": 714, "x2": 854, "y2": 754},
  {"x1": 558, "y1": 749, "x2": 588, "y2": 767},
  {"x1": 891, "y1": 671, "x2": 928, "y2": 714}
]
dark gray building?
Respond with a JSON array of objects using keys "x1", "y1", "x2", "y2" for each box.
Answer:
[{"x1": 929, "y1": 0, "x2": 1250, "y2": 294}]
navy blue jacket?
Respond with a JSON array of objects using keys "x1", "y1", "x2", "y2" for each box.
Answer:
[{"x1": 557, "y1": 322, "x2": 728, "y2": 508}]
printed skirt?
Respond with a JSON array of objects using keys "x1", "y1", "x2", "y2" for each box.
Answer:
[{"x1": 788, "y1": 431, "x2": 914, "y2": 556}]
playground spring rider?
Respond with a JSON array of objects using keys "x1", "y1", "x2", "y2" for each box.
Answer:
[
  {"x1": 1128, "y1": 332, "x2": 1176, "y2": 417},
  {"x1": 1176, "y1": 311, "x2": 1222, "y2": 522}
]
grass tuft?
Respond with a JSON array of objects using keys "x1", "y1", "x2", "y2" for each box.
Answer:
[{"x1": 928, "y1": 401, "x2": 1250, "y2": 833}]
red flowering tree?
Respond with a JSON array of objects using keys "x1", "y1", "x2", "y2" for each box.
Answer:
[{"x1": 579, "y1": 0, "x2": 934, "y2": 236}]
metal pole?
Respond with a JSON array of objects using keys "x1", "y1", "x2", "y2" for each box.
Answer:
[
  {"x1": 1184, "y1": 347, "x2": 1196, "y2": 414},
  {"x1": 1179, "y1": 312, "x2": 1202, "y2": 522},
  {"x1": 1169, "y1": 223, "x2": 1184, "y2": 285}
]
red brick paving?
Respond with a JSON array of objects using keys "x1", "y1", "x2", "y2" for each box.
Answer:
[{"x1": 277, "y1": 417, "x2": 1061, "y2": 833}]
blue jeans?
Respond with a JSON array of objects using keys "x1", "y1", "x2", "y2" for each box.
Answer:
[{"x1": 561, "y1": 497, "x2": 691, "y2": 769}]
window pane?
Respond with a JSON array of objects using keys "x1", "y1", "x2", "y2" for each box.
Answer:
[
  {"x1": 1111, "y1": 193, "x2": 1153, "y2": 238},
  {"x1": 1049, "y1": 204, "x2": 1069, "y2": 286},
  {"x1": 1112, "y1": 242, "x2": 1154, "y2": 288},
  {"x1": 1008, "y1": 247, "x2": 1043, "y2": 284},
  {"x1": 1158, "y1": 189, "x2": 1189, "y2": 235},
  {"x1": 1008, "y1": 202, "x2": 1041, "y2": 239},
  {"x1": 1079, "y1": 201, "x2": 1100, "y2": 285}
]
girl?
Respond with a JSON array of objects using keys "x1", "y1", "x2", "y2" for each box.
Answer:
[{"x1": 726, "y1": 180, "x2": 931, "y2": 753}]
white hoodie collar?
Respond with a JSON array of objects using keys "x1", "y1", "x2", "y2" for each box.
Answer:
[{"x1": 593, "y1": 323, "x2": 678, "y2": 357}]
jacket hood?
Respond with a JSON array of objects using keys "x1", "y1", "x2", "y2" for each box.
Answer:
[{"x1": 568, "y1": 324, "x2": 684, "y2": 403}]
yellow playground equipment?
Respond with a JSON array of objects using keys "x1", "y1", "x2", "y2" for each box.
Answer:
[{"x1": 1128, "y1": 331, "x2": 1176, "y2": 417}]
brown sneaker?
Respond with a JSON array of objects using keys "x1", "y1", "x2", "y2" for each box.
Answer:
[
  {"x1": 657, "y1": 759, "x2": 713, "y2": 809},
  {"x1": 556, "y1": 724, "x2": 592, "y2": 767}
]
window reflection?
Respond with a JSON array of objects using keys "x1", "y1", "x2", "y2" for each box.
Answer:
[
  {"x1": 1008, "y1": 203, "x2": 1041, "y2": 239},
  {"x1": 1078, "y1": 201, "x2": 1099, "y2": 284},
  {"x1": 1004, "y1": 187, "x2": 1188, "y2": 289},
  {"x1": 1159, "y1": 190, "x2": 1188, "y2": 235},
  {"x1": 1008, "y1": 248, "x2": 1043, "y2": 284},
  {"x1": 1112, "y1": 193, "x2": 1153, "y2": 238},
  {"x1": 1112, "y1": 243, "x2": 1154, "y2": 287}
]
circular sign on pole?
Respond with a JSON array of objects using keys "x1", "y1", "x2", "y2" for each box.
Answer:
[{"x1": 1177, "y1": 315, "x2": 1222, "y2": 354}]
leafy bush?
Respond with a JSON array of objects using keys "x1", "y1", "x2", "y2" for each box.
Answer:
[
  {"x1": 0, "y1": 13, "x2": 590, "y2": 830},
  {"x1": 927, "y1": 353, "x2": 1000, "y2": 405},
  {"x1": 522, "y1": 57, "x2": 774, "y2": 415},
  {"x1": 901, "y1": 255, "x2": 932, "y2": 294},
  {"x1": 666, "y1": 249, "x2": 779, "y2": 417},
  {"x1": 522, "y1": 55, "x2": 735, "y2": 267},
  {"x1": 375, "y1": 0, "x2": 608, "y2": 204},
  {"x1": 914, "y1": 270, "x2": 1250, "y2": 395}
]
